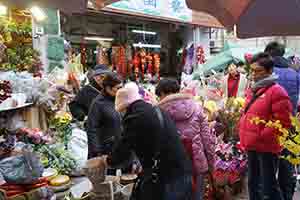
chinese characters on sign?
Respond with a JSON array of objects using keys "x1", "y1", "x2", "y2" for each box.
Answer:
[
  {"x1": 144, "y1": 0, "x2": 157, "y2": 8},
  {"x1": 107, "y1": 0, "x2": 192, "y2": 22}
]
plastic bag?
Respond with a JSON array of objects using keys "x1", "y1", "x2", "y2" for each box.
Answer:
[
  {"x1": 0, "y1": 145, "x2": 44, "y2": 185},
  {"x1": 68, "y1": 127, "x2": 88, "y2": 169}
]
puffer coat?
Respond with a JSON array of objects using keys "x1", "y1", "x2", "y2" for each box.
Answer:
[
  {"x1": 239, "y1": 84, "x2": 292, "y2": 153},
  {"x1": 273, "y1": 56, "x2": 300, "y2": 113},
  {"x1": 159, "y1": 94, "x2": 216, "y2": 174}
]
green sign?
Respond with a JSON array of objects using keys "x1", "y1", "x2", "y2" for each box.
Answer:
[{"x1": 107, "y1": 0, "x2": 192, "y2": 22}]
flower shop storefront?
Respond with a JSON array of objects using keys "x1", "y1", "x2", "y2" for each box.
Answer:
[
  {"x1": 64, "y1": 11, "x2": 166, "y2": 82},
  {"x1": 64, "y1": 0, "x2": 223, "y2": 81},
  {"x1": 0, "y1": 6, "x2": 94, "y2": 200}
]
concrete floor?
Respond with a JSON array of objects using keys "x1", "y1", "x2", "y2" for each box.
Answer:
[
  {"x1": 234, "y1": 187, "x2": 300, "y2": 200},
  {"x1": 235, "y1": 192, "x2": 300, "y2": 200}
]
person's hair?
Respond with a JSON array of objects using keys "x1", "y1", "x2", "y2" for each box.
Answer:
[
  {"x1": 236, "y1": 61, "x2": 245, "y2": 67},
  {"x1": 102, "y1": 72, "x2": 122, "y2": 89},
  {"x1": 155, "y1": 78, "x2": 180, "y2": 97},
  {"x1": 264, "y1": 41, "x2": 285, "y2": 57},
  {"x1": 251, "y1": 52, "x2": 274, "y2": 72}
]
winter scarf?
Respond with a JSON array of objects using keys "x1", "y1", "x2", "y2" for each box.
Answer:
[{"x1": 251, "y1": 74, "x2": 278, "y2": 91}]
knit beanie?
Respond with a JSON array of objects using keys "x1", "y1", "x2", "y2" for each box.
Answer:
[{"x1": 115, "y1": 82, "x2": 142, "y2": 112}]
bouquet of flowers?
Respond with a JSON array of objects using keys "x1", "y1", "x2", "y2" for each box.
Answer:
[
  {"x1": 17, "y1": 128, "x2": 52, "y2": 147},
  {"x1": 49, "y1": 112, "x2": 72, "y2": 148},
  {"x1": 217, "y1": 97, "x2": 245, "y2": 142}
]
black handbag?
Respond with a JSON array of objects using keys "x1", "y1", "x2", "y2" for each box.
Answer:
[{"x1": 130, "y1": 107, "x2": 165, "y2": 200}]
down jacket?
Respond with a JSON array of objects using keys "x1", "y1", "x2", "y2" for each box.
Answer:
[
  {"x1": 87, "y1": 94, "x2": 122, "y2": 158},
  {"x1": 159, "y1": 94, "x2": 216, "y2": 174},
  {"x1": 239, "y1": 84, "x2": 292, "y2": 154},
  {"x1": 273, "y1": 56, "x2": 300, "y2": 113}
]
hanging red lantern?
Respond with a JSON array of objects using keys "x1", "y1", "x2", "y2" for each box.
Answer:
[
  {"x1": 146, "y1": 54, "x2": 153, "y2": 76},
  {"x1": 153, "y1": 53, "x2": 160, "y2": 80},
  {"x1": 140, "y1": 49, "x2": 147, "y2": 80}
]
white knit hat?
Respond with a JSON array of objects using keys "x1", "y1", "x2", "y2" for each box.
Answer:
[{"x1": 115, "y1": 82, "x2": 142, "y2": 112}]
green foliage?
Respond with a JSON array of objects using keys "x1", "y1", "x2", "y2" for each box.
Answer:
[
  {"x1": 0, "y1": 17, "x2": 42, "y2": 73},
  {"x1": 37, "y1": 145, "x2": 77, "y2": 174}
]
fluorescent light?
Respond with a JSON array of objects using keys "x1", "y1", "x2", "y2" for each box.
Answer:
[
  {"x1": 30, "y1": 6, "x2": 46, "y2": 21},
  {"x1": 132, "y1": 30, "x2": 157, "y2": 35},
  {"x1": 0, "y1": 4, "x2": 7, "y2": 16},
  {"x1": 133, "y1": 43, "x2": 161, "y2": 48},
  {"x1": 84, "y1": 36, "x2": 114, "y2": 42}
]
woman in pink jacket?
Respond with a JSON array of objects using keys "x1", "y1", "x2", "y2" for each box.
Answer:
[
  {"x1": 239, "y1": 53, "x2": 292, "y2": 200},
  {"x1": 156, "y1": 79, "x2": 216, "y2": 200}
]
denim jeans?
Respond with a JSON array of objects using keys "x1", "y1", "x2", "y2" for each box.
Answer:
[
  {"x1": 247, "y1": 151, "x2": 283, "y2": 200},
  {"x1": 164, "y1": 175, "x2": 193, "y2": 200},
  {"x1": 278, "y1": 149, "x2": 297, "y2": 200}
]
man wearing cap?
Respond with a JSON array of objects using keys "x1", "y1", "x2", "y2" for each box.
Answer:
[{"x1": 69, "y1": 64, "x2": 111, "y2": 122}]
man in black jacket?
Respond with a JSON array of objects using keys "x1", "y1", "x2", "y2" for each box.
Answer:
[
  {"x1": 69, "y1": 65, "x2": 111, "y2": 122},
  {"x1": 87, "y1": 73, "x2": 123, "y2": 159},
  {"x1": 105, "y1": 83, "x2": 193, "y2": 200}
]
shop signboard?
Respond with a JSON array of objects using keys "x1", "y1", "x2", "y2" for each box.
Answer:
[{"x1": 106, "y1": 0, "x2": 192, "y2": 22}]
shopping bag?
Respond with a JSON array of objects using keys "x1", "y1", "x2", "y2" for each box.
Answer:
[{"x1": 0, "y1": 146, "x2": 43, "y2": 185}]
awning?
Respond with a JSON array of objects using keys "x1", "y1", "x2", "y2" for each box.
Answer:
[{"x1": 186, "y1": 0, "x2": 300, "y2": 38}]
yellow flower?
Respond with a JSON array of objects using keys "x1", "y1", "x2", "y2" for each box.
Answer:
[
  {"x1": 285, "y1": 155, "x2": 300, "y2": 165},
  {"x1": 204, "y1": 101, "x2": 217, "y2": 114},
  {"x1": 235, "y1": 97, "x2": 246, "y2": 107},
  {"x1": 266, "y1": 121, "x2": 273, "y2": 128}
]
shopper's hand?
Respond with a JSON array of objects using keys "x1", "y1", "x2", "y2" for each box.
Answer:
[{"x1": 131, "y1": 163, "x2": 143, "y2": 174}]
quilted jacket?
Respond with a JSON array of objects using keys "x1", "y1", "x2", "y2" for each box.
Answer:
[
  {"x1": 239, "y1": 84, "x2": 292, "y2": 153},
  {"x1": 159, "y1": 94, "x2": 216, "y2": 174}
]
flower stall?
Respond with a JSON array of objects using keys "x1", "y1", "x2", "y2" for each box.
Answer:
[{"x1": 0, "y1": 9, "x2": 92, "y2": 200}]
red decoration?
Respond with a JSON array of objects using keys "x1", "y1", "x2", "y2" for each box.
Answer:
[
  {"x1": 133, "y1": 53, "x2": 140, "y2": 81},
  {"x1": 153, "y1": 53, "x2": 160, "y2": 80},
  {"x1": 196, "y1": 46, "x2": 206, "y2": 64},
  {"x1": 140, "y1": 49, "x2": 147, "y2": 80},
  {"x1": 117, "y1": 46, "x2": 126, "y2": 78},
  {"x1": 244, "y1": 53, "x2": 253, "y2": 63},
  {"x1": 181, "y1": 48, "x2": 187, "y2": 68},
  {"x1": 146, "y1": 54, "x2": 153, "y2": 75}
]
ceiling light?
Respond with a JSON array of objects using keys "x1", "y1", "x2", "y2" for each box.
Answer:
[
  {"x1": 132, "y1": 30, "x2": 157, "y2": 35},
  {"x1": 30, "y1": 6, "x2": 46, "y2": 21},
  {"x1": 84, "y1": 36, "x2": 114, "y2": 42},
  {"x1": 0, "y1": 4, "x2": 7, "y2": 16},
  {"x1": 133, "y1": 43, "x2": 161, "y2": 48}
]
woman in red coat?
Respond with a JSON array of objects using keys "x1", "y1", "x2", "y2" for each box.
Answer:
[{"x1": 239, "y1": 53, "x2": 292, "y2": 200}]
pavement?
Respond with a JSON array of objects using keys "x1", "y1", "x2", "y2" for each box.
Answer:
[
  {"x1": 235, "y1": 192, "x2": 300, "y2": 200},
  {"x1": 234, "y1": 185, "x2": 300, "y2": 200}
]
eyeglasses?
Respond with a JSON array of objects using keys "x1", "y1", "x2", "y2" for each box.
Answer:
[
  {"x1": 113, "y1": 85, "x2": 123, "y2": 90},
  {"x1": 250, "y1": 68, "x2": 266, "y2": 74}
]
